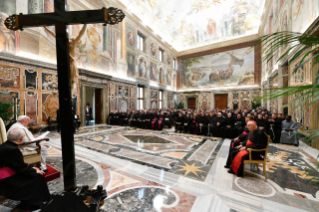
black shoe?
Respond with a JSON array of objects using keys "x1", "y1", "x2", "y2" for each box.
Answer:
[
  {"x1": 227, "y1": 169, "x2": 234, "y2": 174},
  {"x1": 41, "y1": 169, "x2": 49, "y2": 173},
  {"x1": 224, "y1": 165, "x2": 230, "y2": 169}
]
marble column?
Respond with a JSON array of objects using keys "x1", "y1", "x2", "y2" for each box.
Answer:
[
  {"x1": 28, "y1": 0, "x2": 44, "y2": 14},
  {"x1": 211, "y1": 92, "x2": 215, "y2": 109},
  {"x1": 103, "y1": 25, "x2": 110, "y2": 52},
  {"x1": 0, "y1": 0, "x2": 16, "y2": 15},
  {"x1": 121, "y1": 20, "x2": 126, "y2": 59},
  {"x1": 145, "y1": 85, "x2": 150, "y2": 110},
  {"x1": 277, "y1": 66, "x2": 283, "y2": 113},
  {"x1": 227, "y1": 92, "x2": 232, "y2": 108},
  {"x1": 266, "y1": 80, "x2": 271, "y2": 110}
]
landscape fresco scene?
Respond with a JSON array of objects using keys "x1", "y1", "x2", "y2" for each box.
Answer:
[{"x1": 181, "y1": 47, "x2": 254, "y2": 89}]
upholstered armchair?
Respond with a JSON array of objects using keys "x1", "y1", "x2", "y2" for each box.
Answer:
[{"x1": 0, "y1": 118, "x2": 49, "y2": 166}]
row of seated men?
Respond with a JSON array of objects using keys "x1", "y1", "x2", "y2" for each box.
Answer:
[
  {"x1": 108, "y1": 107, "x2": 298, "y2": 145},
  {"x1": 1, "y1": 116, "x2": 51, "y2": 211},
  {"x1": 108, "y1": 110, "x2": 173, "y2": 130}
]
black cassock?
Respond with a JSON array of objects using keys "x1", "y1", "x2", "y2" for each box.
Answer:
[
  {"x1": 223, "y1": 117, "x2": 235, "y2": 139},
  {"x1": 0, "y1": 141, "x2": 51, "y2": 210}
]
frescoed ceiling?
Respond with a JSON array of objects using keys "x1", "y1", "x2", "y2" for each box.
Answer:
[{"x1": 117, "y1": 0, "x2": 266, "y2": 51}]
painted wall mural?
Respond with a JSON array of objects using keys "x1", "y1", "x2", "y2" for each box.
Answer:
[
  {"x1": 150, "y1": 62, "x2": 158, "y2": 82},
  {"x1": 181, "y1": 47, "x2": 254, "y2": 90},
  {"x1": 0, "y1": 66, "x2": 20, "y2": 88},
  {"x1": 0, "y1": 12, "x2": 19, "y2": 54},
  {"x1": 138, "y1": 56, "x2": 148, "y2": 79},
  {"x1": 127, "y1": 52, "x2": 136, "y2": 78}
]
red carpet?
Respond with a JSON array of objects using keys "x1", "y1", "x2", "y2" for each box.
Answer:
[{"x1": 45, "y1": 165, "x2": 61, "y2": 182}]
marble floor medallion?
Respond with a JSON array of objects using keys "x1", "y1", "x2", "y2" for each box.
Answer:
[{"x1": 235, "y1": 177, "x2": 276, "y2": 197}]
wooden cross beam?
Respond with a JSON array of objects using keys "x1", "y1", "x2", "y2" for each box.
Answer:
[{"x1": 5, "y1": 0, "x2": 125, "y2": 192}]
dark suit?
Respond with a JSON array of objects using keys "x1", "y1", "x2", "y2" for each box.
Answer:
[
  {"x1": 85, "y1": 107, "x2": 92, "y2": 125},
  {"x1": 0, "y1": 141, "x2": 51, "y2": 211}
]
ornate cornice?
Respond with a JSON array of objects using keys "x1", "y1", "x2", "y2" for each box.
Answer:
[
  {"x1": 0, "y1": 52, "x2": 57, "y2": 70},
  {"x1": 177, "y1": 85, "x2": 260, "y2": 93}
]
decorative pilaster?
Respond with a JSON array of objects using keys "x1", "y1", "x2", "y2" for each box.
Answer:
[
  {"x1": 28, "y1": 0, "x2": 43, "y2": 14},
  {"x1": 121, "y1": 20, "x2": 126, "y2": 59}
]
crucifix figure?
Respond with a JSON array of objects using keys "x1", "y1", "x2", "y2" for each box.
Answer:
[
  {"x1": 44, "y1": 24, "x2": 87, "y2": 93},
  {"x1": 4, "y1": 0, "x2": 124, "y2": 196}
]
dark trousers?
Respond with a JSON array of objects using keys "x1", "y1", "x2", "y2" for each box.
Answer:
[
  {"x1": 164, "y1": 120, "x2": 172, "y2": 128},
  {"x1": 213, "y1": 127, "x2": 224, "y2": 137},
  {"x1": 197, "y1": 125, "x2": 207, "y2": 135},
  {"x1": 175, "y1": 124, "x2": 183, "y2": 132},
  {"x1": 183, "y1": 124, "x2": 189, "y2": 133},
  {"x1": 225, "y1": 139, "x2": 241, "y2": 166}
]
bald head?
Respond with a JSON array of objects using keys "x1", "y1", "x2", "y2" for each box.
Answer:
[
  {"x1": 247, "y1": 121, "x2": 257, "y2": 131},
  {"x1": 7, "y1": 128, "x2": 25, "y2": 144}
]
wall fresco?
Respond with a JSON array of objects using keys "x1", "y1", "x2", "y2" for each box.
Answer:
[{"x1": 181, "y1": 47, "x2": 254, "y2": 90}]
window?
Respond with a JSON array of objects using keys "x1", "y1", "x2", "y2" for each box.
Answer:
[
  {"x1": 137, "y1": 86, "x2": 144, "y2": 110},
  {"x1": 173, "y1": 59, "x2": 178, "y2": 70},
  {"x1": 137, "y1": 32, "x2": 145, "y2": 52},
  {"x1": 159, "y1": 90, "x2": 163, "y2": 109},
  {"x1": 159, "y1": 48, "x2": 164, "y2": 62}
]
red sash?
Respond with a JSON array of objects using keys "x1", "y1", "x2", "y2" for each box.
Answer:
[
  {"x1": 231, "y1": 140, "x2": 254, "y2": 174},
  {"x1": 192, "y1": 120, "x2": 198, "y2": 134},
  {"x1": 158, "y1": 118, "x2": 163, "y2": 128},
  {"x1": 0, "y1": 163, "x2": 17, "y2": 180},
  {"x1": 152, "y1": 118, "x2": 158, "y2": 128}
]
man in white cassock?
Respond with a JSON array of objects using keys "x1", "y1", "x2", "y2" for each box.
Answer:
[
  {"x1": 280, "y1": 115, "x2": 299, "y2": 146},
  {"x1": 7, "y1": 115, "x2": 48, "y2": 171}
]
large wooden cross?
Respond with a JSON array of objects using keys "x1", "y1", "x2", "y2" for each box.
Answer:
[{"x1": 5, "y1": 0, "x2": 125, "y2": 191}]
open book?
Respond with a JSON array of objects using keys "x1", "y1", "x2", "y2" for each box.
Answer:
[
  {"x1": 20, "y1": 131, "x2": 50, "y2": 151},
  {"x1": 32, "y1": 131, "x2": 50, "y2": 141}
]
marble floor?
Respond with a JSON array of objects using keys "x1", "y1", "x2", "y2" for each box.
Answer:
[{"x1": 1, "y1": 124, "x2": 319, "y2": 212}]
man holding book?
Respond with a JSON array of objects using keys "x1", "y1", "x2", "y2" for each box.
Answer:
[{"x1": 7, "y1": 115, "x2": 49, "y2": 172}]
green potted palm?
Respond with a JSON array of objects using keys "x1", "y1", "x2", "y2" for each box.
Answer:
[{"x1": 0, "y1": 101, "x2": 16, "y2": 125}]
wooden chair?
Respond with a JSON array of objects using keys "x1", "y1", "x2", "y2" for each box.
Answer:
[
  {"x1": 243, "y1": 135, "x2": 270, "y2": 179},
  {"x1": 0, "y1": 118, "x2": 49, "y2": 166}
]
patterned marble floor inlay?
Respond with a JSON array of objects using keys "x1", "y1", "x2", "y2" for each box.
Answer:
[
  {"x1": 259, "y1": 145, "x2": 319, "y2": 197},
  {"x1": 123, "y1": 135, "x2": 173, "y2": 144},
  {"x1": 188, "y1": 140, "x2": 218, "y2": 164},
  {"x1": 74, "y1": 129, "x2": 222, "y2": 181}
]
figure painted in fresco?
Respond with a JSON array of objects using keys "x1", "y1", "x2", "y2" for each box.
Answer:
[
  {"x1": 167, "y1": 70, "x2": 172, "y2": 85},
  {"x1": 127, "y1": 52, "x2": 136, "y2": 77},
  {"x1": 0, "y1": 12, "x2": 18, "y2": 53},
  {"x1": 76, "y1": 39, "x2": 88, "y2": 68},
  {"x1": 150, "y1": 63, "x2": 157, "y2": 81},
  {"x1": 207, "y1": 19, "x2": 217, "y2": 36},
  {"x1": 150, "y1": 43, "x2": 157, "y2": 57},
  {"x1": 159, "y1": 68, "x2": 165, "y2": 84},
  {"x1": 138, "y1": 57, "x2": 147, "y2": 78},
  {"x1": 127, "y1": 31, "x2": 135, "y2": 47},
  {"x1": 44, "y1": 24, "x2": 87, "y2": 93}
]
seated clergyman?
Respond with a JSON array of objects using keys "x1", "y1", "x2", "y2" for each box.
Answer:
[
  {"x1": 280, "y1": 115, "x2": 299, "y2": 146},
  {"x1": 7, "y1": 115, "x2": 48, "y2": 172},
  {"x1": 0, "y1": 128, "x2": 51, "y2": 211}
]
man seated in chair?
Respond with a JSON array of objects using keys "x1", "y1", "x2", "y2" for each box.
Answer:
[
  {"x1": 227, "y1": 121, "x2": 268, "y2": 177},
  {"x1": 280, "y1": 115, "x2": 299, "y2": 146},
  {"x1": 7, "y1": 115, "x2": 48, "y2": 172},
  {"x1": 0, "y1": 128, "x2": 51, "y2": 212}
]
